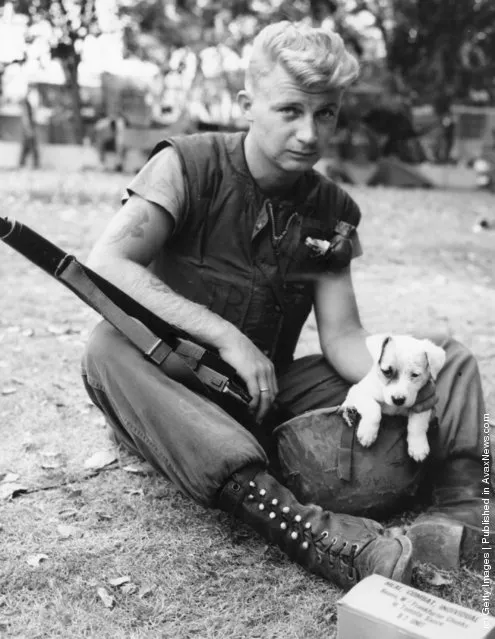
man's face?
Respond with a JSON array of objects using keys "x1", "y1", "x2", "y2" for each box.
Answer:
[{"x1": 242, "y1": 63, "x2": 342, "y2": 175}]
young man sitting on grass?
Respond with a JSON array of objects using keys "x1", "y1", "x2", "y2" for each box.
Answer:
[{"x1": 82, "y1": 21, "x2": 492, "y2": 591}]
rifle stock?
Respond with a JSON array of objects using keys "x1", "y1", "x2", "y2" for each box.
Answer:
[{"x1": 0, "y1": 216, "x2": 251, "y2": 407}]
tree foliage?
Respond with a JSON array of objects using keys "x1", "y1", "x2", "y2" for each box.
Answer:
[
  {"x1": 0, "y1": 0, "x2": 101, "y2": 141},
  {"x1": 3, "y1": 0, "x2": 494, "y2": 145},
  {"x1": 350, "y1": 0, "x2": 495, "y2": 102},
  {"x1": 117, "y1": 0, "x2": 347, "y2": 66}
]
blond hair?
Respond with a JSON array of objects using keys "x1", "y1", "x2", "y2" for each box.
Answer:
[{"x1": 246, "y1": 21, "x2": 359, "y2": 93}]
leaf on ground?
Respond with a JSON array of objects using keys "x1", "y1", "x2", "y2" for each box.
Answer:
[
  {"x1": 40, "y1": 451, "x2": 64, "y2": 469},
  {"x1": 97, "y1": 587, "x2": 115, "y2": 609},
  {"x1": 138, "y1": 584, "x2": 154, "y2": 599},
  {"x1": 121, "y1": 583, "x2": 137, "y2": 595},
  {"x1": 0, "y1": 482, "x2": 28, "y2": 500},
  {"x1": 1, "y1": 387, "x2": 17, "y2": 396},
  {"x1": 26, "y1": 553, "x2": 48, "y2": 567},
  {"x1": 108, "y1": 576, "x2": 130, "y2": 587},
  {"x1": 125, "y1": 488, "x2": 144, "y2": 497},
  {"x1": 58, "y1": 508, "x2": 78, "y2": 519},
  {"x1": 41, "y1": 458, "x2": 64, "y2": 470},
  {"x1": 66, "y1": 488, "x2": 82, "y2": 499},
  {"x1": 123, "y1": 462, "x2": 154, "y2": 475},
  {"x1": 83, "y1": 449, "x2": 118, "y2": 470},
  {"x1": 57, "y1": 524, "x2": 82, "y2": 539},
  {"x1": 95, "y1": 510, "x2": 112, "y2": 521},
  {"x1": 424, "y1": 571, "x2": 453, "y2": 587},
  {"x1": 47, "y1": 324, "x2": 69, "y2": 335},
  {"x1": 0, "y1": 472, "x2": 20, "y2": 483}
]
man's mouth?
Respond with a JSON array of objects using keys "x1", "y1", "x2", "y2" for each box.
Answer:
[{"x1": 289, "y1": 150, "x2": 317, "y2": 158}]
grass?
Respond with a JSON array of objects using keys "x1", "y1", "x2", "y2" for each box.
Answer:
[{"x1": 0, "y1": 168, "x2": 494, "y2": 638}]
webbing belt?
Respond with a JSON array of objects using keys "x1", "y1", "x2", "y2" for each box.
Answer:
[{"x1": 56, "y1": 256, "x2": 233, "y2": 399}]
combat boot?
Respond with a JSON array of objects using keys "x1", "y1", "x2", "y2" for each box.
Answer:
[
  {"x1": 407, "y1": 458, "x2": 494, "y2": 570},
  {"x1": 217, "y1": 465, "x2": 413, "y2": 591}
]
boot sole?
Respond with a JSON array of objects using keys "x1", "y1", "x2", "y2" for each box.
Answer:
[{"x1": 391, "y1": 535, "x2": 414, "y2": 584}]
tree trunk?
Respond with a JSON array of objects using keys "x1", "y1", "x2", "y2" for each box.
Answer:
[{"x1": 61, "y1": 54, "x2": 84, "y2": 144}]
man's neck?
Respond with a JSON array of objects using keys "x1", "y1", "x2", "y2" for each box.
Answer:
[{"x1": 243, "y1": 132, "x2": 302, "y2": 196}]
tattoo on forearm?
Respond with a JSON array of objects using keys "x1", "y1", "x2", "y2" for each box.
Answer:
[
  {"x1": 108, "y1": 210, "x2": 150, "y2": 244},
  {"x1": 148, "y1": 275, "x2": 169, "y2": 293}
]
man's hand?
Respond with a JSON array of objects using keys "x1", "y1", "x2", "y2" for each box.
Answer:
[
  {"x1": 411, "y1": 378, "x2": 438, "y2": 414},
  {"x1": 218, "y1": 330, "x2": 278, "y2": 424}
]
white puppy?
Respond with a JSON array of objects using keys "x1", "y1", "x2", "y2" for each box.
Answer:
[{"x1": 340, "y1": 335, "x2": 446, "y2": 462}]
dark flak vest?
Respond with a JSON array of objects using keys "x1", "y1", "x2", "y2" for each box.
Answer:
[{"x1": 148, "y1": 132, "x2": 361, "y2": 373}]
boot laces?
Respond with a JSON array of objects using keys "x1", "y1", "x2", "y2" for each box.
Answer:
[{"x1": 246, "y1": 481, "x2": 359, "y2": 580}]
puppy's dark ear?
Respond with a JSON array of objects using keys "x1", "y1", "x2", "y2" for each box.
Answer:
[
  {"x1": 366, "y1": 334, "x2": 392, "y2": 364},
  {"x1": 422, "y1": 339, "x2": 446, "y2": 380}
]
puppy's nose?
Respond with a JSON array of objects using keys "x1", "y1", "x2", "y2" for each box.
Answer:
[{"x1": 392, "y1": 396, "x2": 406, "y2": 406}]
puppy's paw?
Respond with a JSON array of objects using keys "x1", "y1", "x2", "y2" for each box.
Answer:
[
  {"x1": 356, "y1": 421, "x2": 379, "y2": 447},
  {"x1": 408, "y1": 437, "x2": 430, "y2": 462},
  {"x1": 339, "y1": 405, "x2": 361, "y2": 429}
]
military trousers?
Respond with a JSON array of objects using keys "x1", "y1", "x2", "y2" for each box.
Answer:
[{"x1": 81, "y1": 321, "x2": 485, "y2": 511}]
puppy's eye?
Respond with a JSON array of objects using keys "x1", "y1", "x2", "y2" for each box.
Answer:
[
  {"x1": 381, "y1": 367, "x2": 394, "y2": 378},
  {"x1": 410, "y1": 373, "x2": 420, "y2": 379}
]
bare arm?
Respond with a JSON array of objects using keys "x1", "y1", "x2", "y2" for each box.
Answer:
[
  {"x1": 87, "y1": 194, "x2": 236, "y2": 349},
  {"x1": 87, "y1": 193, "x2": 277, "y2": 421},
  {"x1": 314, "y1": 265, "x2": 372, "y2": 384},
  {"x1": 315, "y1": 268, "x2": 438, "y2": 412}
]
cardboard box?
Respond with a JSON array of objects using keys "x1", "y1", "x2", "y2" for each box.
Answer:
[{"x1": 337, "y1": 575, "x2": 495, "y2": 639}]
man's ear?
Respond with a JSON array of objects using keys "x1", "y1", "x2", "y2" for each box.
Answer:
[
  {"x1": 365, "y1": 334, "x2": 392, "y2": 365},
  {"x1": 422, "y1": 340, "x2": 446, "y2": 380},
  {"x1": 237, "y1": 90, "x2": 254, "y2": 122}
]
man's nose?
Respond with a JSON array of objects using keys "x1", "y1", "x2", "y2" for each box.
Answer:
[
  {"x1": 392, "y1": 395, "x2": 406, "y2": 406},
  {"x1": 296, "y1": 116, "x2": 317, "y2": 145}
]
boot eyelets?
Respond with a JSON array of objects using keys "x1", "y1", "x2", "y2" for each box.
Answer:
[
  {"x1": 259, "y1": 489, "x2": 266, "y2": 497},
  {"x1": 301, "y1": 541, "x2": 309, "y2": 550},
  {"x1": 271, "y1": 498, "x2": 279, "y2": 506},
  {"x1": 294, "y1": 515, "x2": 302, "y2": 523},
  {"x1": 231, "y1": 482, "x2": 241, "y2": 492},
  {"x1": 258, "y1": 503, "x2": 265, "y2": 511},
  {"x1": 282, "y1": 506, "x2": 290, "y2": 514},
  {"x1": 291, "y1": 531, "x2": 298, "y2": 540},
  {"x1": 249, "y1": 481, "x2": 256, "y2": 488},
  {"x1": 269, "y1": 512, "x2": 276, "y2": 519},
  {"x1": 280, "y1": 522, "x2": 287, "y2": 530}
]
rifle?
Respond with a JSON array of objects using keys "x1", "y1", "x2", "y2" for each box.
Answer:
[{"x1": 0, "y1": 216, "x2": 252, "y2": 417}]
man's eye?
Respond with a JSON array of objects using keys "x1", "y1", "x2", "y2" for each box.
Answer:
[
  {"x1": 318, "y1": 109, "x2": 336, "y2": 121},
  {"x1": 280, "y1": 107, "x2": 298, "y2": 116},
  {"x1": 381, "y1": 367, "x2": 394, "y2": 378}
]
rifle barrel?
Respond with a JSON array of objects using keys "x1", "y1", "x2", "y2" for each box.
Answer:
[
  {"x1": 0, "y1": 217, "x2": 67, "y2": 274},
  {"x1": 0, "y1": 216, "x2": 14, "y2": 238}
]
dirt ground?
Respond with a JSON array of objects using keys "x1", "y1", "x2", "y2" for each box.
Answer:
[{"x1": 0, "y1": 169, "x2": 494, "y2": 638}]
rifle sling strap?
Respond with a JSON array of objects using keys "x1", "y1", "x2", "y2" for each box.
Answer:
[{"x1": 57, "y1": 257, "x2": 209, "y2": 396}]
